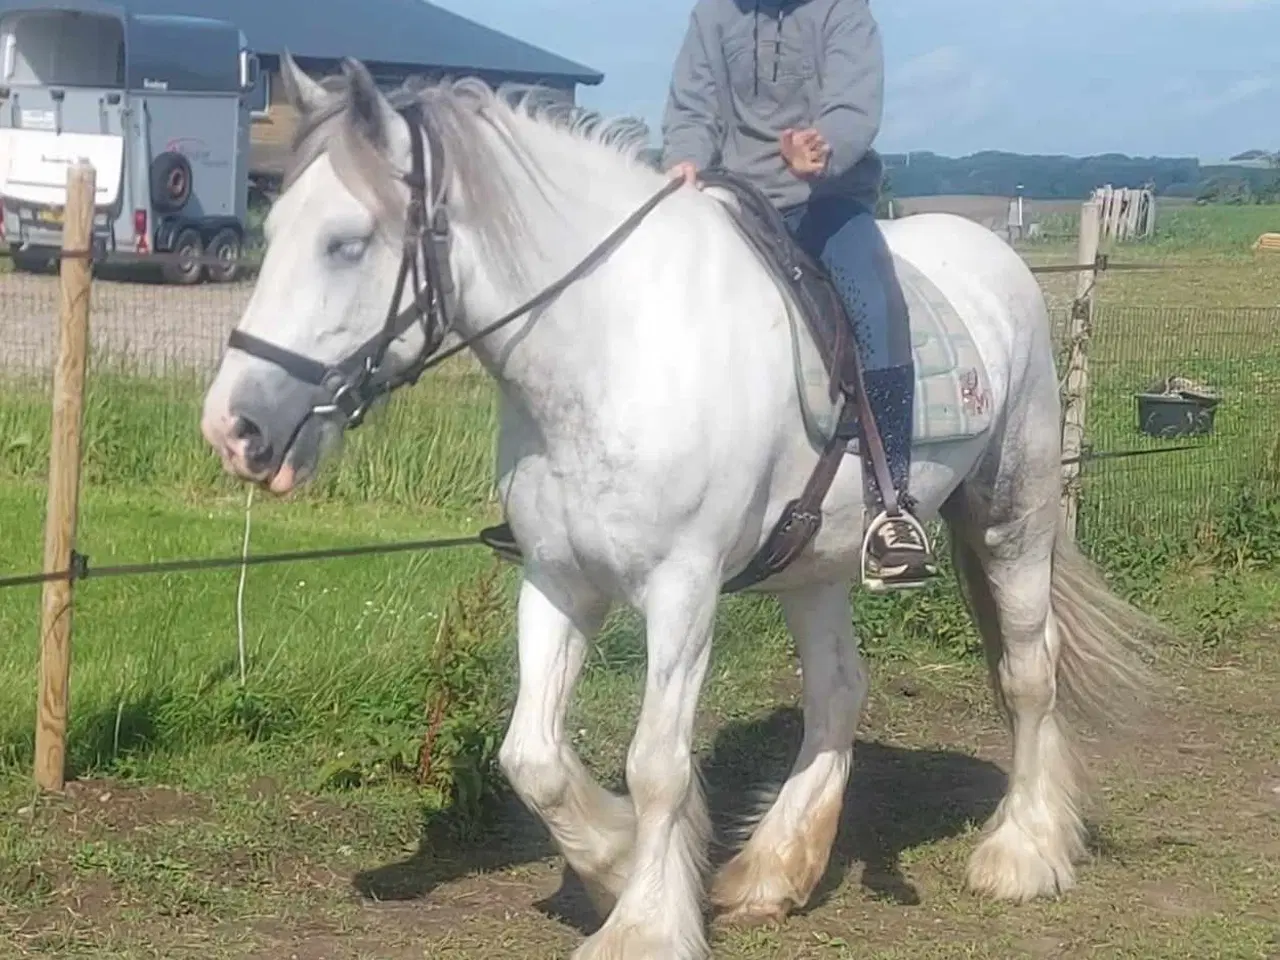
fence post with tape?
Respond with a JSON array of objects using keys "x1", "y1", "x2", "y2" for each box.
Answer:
[
  {"x1": 1059, "y1": 198, "x2": 1101, "y2": 538},
  {"x1": 33, "y1": 159, "x2": 96, "y2": 792}
]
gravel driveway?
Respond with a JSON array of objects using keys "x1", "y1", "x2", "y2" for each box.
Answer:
[{"x1": 0, "y1": 271, "x2": 252, "y2": 377}]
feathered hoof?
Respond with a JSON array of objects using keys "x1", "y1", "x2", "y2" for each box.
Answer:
[
  {"x1": 709, "y1": 851, "x2": 802, "y2": 928},
  {"x1": 964, "y1": 821, "x2": 1077, "y2": 903},
  {"x1": 571, "y1": 921, "x2": 708, "y2": 960}
]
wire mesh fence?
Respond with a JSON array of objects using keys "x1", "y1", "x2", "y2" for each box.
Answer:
[
  {"x1": 1, "y1": 254, "x2": 1278, "y2": 562},
  {"x1": 1074, "y1": 303, "x2": 1280, "y2": 553},
  {"x1": 1, "y1": 267, "x2": 248, "y2": 380}
]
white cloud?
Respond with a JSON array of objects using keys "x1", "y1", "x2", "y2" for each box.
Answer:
[
  {"x1": 893, "y1": 45, "x2": 966, "y2": 87},
  {"x1": 1187, "y1": 75, "x2": 1275, "y2": 115},
  {"x1": 880, "y1": 45, "x2": 1000, "y2": 151},
  {"x1": 1181, "y1": 0, "x2": 1270, "y2": 9}
]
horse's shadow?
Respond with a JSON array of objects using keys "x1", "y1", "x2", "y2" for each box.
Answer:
[{"x1": 352, "y1": 706, "x2": 1006, "y2": 932}]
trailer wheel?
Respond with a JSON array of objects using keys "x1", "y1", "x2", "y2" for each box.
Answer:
[
  {"x1": 204, "y1": 227, "x2": 241, "y2": 283},
  {"x1": 161, "y1": 227, "x2": 204, "y2": 285},
  {"x1": 11, "y1": 248, "x2": 53, "y2": 274},
  {"x1": 151, "y1": 152, "x2": 193, "y2": 213}
]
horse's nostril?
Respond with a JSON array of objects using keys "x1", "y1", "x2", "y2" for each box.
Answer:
[{"x1": 230, "y1": 415, "x2": 273, "y2": 469}]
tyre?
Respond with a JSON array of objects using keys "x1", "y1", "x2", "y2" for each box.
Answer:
[
  {"x1": 203, "y1": 226, "x2": 242, "y2": 283},
  {"x1": 11, "y1": 248, "x2": 53, "y2": 273},
  {"x1": 150, "y1": 152, "x2": 193, "y2": 213},
  {"x1": 161, "y1": 227, "x2": 204, "y2": 285}
]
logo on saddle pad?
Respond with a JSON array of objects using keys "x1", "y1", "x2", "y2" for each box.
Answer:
[{"x1": 959, "y1": 369, "x2": 990, "y2": 417}]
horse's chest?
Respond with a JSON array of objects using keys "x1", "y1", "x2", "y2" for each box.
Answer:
[{"x1": 503, "y1": 452, "x2": 666, "y2": 565}]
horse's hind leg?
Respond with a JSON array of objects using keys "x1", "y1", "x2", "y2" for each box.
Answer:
[
  {"x1": 711, "y1": 580, "x2": 866, "y2": 923},
  {"x1": 498, "y1": 575, "x2": 636, "y2": 916},
  {"x1": 947, "y1": 481, "x2": 1089, "y2": 901}
]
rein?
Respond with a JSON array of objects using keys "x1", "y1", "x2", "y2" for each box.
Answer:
[
  {"x1": 417, "y1": 177, "x2": 681, "y2": 375},
  {"x1": 227, "y1": 104, "x2": 681, "y2": 429}
]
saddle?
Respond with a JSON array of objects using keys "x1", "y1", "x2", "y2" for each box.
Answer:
[{"x1": 697, "y1": 168, "x2": 902, "y2": 593}]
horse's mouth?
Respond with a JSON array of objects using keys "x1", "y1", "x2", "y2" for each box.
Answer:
[
  {"x1": 265, "y1": 463, "x2": 300, "y2": 495},
  {"x1": 215, "y1": 436, "x2": 306, "y2": 496},
  {"x1": 259, "y1": 417, "x2": 332, "y2": 495}
]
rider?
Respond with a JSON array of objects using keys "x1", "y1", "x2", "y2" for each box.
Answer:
[
  {"x1": 662, "y1": 0, "x2": 937, "y2": 589},
  {"x1": 480, "y1": 0, "x2": 938, "y2": 589}
]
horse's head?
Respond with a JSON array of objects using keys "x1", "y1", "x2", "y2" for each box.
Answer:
[
  {"x1": 202, "y1": 54, "x2": 467, "y2": 493},
  {"x1": 202, "y1": 54, "x2": 659, "y2": 493}
]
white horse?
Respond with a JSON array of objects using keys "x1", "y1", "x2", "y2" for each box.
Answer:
[{"x1": 201, "y1": 56, "x2": 1161, "y2": 959}]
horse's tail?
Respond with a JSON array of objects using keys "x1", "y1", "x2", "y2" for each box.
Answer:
[{"x1": 1049, "y1": 527, "x2": 1167, "y2": 729}]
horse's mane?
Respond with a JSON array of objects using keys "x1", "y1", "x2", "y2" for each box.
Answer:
[{"x1": 281, "y1": 69, "x2": 657, "y2": 287}]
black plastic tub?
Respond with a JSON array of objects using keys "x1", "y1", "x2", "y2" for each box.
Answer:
[{"x1": 1134, "y1": 382, "x2": 1220, "y2": 438}]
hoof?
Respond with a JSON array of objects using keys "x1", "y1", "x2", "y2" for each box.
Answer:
[
  {"x1": 571, "y1": 923, "x2": 707, "y2": 960},
  {"x1": 964, "y1": 822, "x2": 1078, "y2": 903},
  {"x1": 709, "y1": 852, "x2": 802, "y2": 928},
  {"x1": 711, "y1": 901, "x2": 789, "y2": 929}
]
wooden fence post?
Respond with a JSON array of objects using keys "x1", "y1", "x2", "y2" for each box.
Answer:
[
  {"x1": 34, "y1": 160, "x2": 96, "y2": 792},
  {"x1": 1059, "y1": 198, "x2": 1101, "y2": 538}
]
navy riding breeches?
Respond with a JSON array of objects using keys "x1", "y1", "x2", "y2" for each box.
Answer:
[
  {"x1": 780, "y1": 197, "x2": 911, "y2": 373},
  {"x1": 781, "y1": 196, "x2": 916, "y2": 500}
]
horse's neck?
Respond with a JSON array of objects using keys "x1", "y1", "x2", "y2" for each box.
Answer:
[{"x1": 455, "y1": 129, "x2": 661, "y2": 439}]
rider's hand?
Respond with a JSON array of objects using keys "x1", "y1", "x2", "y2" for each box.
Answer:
[
  {"x1": 666, "y1": 160, "x2": 700, "y2": 188},
  {"x1": 780, "y1": 128, "x2": 830, "y2": 179}
]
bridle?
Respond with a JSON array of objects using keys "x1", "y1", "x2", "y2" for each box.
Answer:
[
  {"x1": 227, "y1": 101, "x2": 681, "y2": 431},
  {"x1": 227, "y1": 102, "x2": 454, "y2": 428}
]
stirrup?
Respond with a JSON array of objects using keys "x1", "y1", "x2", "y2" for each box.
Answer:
[
  {"x1": 859, "y1": 508, "x2": 936, "y2": 594},
  {"x1": 479, "y1": 523, "x2": 524, "y2": 565}
]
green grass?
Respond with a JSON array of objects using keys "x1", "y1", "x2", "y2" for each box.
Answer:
[
  {"x1": 0, "y1": 482, "x2": 500, "y2": 774},
  {"x1": 1146, "y1": 202, "x2": 1280, "y2": 253},
  {"x1": 1, "y1": 568, "x2": 1276, "y2": 959},
  {"x1": 1, "y1": 201, "x2": 1279, "y2": 958},
  {"x1": 1022, "y1": 200, "x2": 1280, "y2": 257},
  {"x1": 0, "y1": 360, "x2": 500, "y2": 513}
]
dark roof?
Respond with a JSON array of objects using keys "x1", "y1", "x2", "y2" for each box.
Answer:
[{"x1": 102, "y1": 0, "x2": 602, "y2": 85}]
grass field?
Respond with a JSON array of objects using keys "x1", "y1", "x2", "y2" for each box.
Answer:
[{"x1": 1, "y1": 204, "x2": 1279, "y2": 958}]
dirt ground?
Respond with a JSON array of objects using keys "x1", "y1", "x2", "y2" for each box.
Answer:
[{"x1": 2, "y1": 630, "x2": 1277, "y2": 960}]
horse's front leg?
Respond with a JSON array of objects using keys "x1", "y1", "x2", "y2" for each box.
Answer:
[
  {"x1": 497, "y1": 574, "x2": 637, "y2": 914},
  {"x1": 575, "y1": 558, "x2": 717, "y2": 960}
]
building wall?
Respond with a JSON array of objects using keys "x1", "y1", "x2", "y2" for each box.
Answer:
[
  {"x1": 249, "y1": 62, "x2": 578, "y2": 181},
  {"x1": 248, "y1": 66, "x2": 298, "y2": 178}
]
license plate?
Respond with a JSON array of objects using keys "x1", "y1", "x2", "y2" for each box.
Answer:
[
  {"x1": 20, "y1": 108, "x2": 55, "y2": 131},
  {"x1": 36, "y1": 208, "x2": 64, "y2": 225}
]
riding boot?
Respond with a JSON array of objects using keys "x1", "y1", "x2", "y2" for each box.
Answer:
[{"x1": 861, "y1": 362, "x2": 939, "y2": 589}]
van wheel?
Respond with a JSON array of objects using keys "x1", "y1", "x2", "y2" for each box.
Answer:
[
  {"x1": 161, "y1": 228, "x2": 204, "y2": 285},
  {"x1": 204, "y1": 227, "x2": 241, "y2": 283}
]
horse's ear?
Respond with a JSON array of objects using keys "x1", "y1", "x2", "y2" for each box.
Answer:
[
  {"x1": 279, "y1": 51, "x2": 327, "y2": 116},
  {"x1": 340, "y1": 57, "x2": 398, "y2": 149}
]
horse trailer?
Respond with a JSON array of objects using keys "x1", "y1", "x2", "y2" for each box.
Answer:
[{"x1": 0, "y1": 0, "x2": 258, "y2": 283}]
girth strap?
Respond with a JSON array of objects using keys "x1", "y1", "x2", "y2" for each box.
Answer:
[{"x1": 722, "y1": 398, "x2": 860, "y2": 594}]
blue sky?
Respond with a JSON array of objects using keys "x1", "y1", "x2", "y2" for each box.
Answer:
[{"x1": 430, "y1": 0, "x2": 1279, "y2": 161}]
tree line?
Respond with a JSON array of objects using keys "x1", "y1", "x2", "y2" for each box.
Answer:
[
  {"x1": 633, "y1": 145, "x2": 1280, "y2": 204},
  {"x1": 881, "y1": 150, "x2": 1280, "y2": 203}
]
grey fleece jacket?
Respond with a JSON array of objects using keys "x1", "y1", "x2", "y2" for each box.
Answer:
[{"x1": 660, "y1": 0, "x2": 885, "y2": 212}]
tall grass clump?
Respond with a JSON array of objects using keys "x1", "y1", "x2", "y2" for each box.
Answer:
[{"x1": 0, "y1": 356, "x2": 500, "y2": 513}]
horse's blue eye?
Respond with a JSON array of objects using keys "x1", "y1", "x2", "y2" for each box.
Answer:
[{"x1": 329, "y1": 237, "x2": 369, "y2": 262}]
